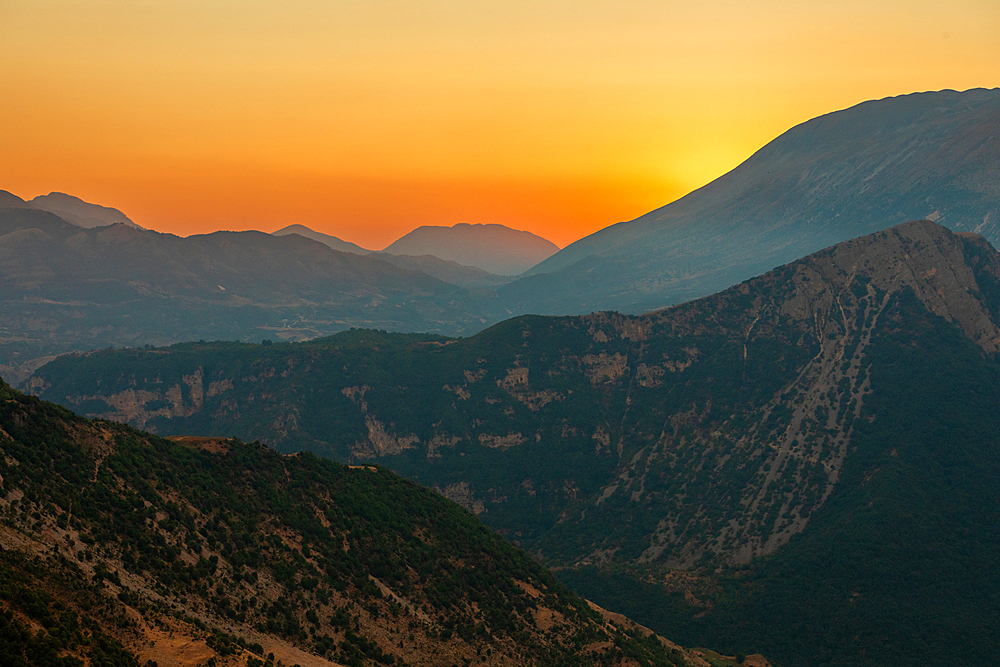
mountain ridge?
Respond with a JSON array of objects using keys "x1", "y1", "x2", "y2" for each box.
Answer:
[
  {"x1": 29, "y1": 218, "x2": 999, "y2": 564},
  {"x1": 30, "y1": 191, "x2": 141, "y2": 229},
  {"x1": 0, "y1": 207, "x2": 503, "y2": 384},
  {"x1": 501, "y1": 88, "x2": 1000, "y2": 314},
  {"x1": 272, "y1": 223, "x2": 373, "y2": 255}
]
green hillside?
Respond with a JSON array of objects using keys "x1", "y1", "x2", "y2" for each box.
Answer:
[{"x1": 0, "y1": 378, "x2": 696, "y2": 667}]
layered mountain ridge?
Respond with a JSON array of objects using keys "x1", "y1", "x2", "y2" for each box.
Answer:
[
  {"x1": 4, "y1": 89, "x2": 998, "y2": 388},
  {"x1": 29, "y1": 220, "x2": 1000, "y2": 665},
  {"x1": 0, "y1": 206, "x2": 503, "y2": 384},
  {"x1": 31, "y1": 219, "x2": 998, "y2": 562}
]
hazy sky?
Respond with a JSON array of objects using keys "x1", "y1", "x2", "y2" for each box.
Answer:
[{"x1": 3, "y1": 0, "x2": 998, "y2": 249}]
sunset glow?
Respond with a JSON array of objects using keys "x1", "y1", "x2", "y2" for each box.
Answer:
[{"x1": 2, "y1": 0, "x2": 998, "y2": 249}]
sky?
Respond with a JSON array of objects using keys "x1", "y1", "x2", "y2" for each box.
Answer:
[{"x1": 2, "y1": 1, "x2": 998, "y2": 250}]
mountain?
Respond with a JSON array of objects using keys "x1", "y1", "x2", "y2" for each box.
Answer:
[
  {"x1": 0, "y1": 208, "x2": 502, "y2": 385},
  {"x1": 499, "y1": 88, "x2": 1000, "y2": 315},
  {"x1": 30, "y1": 191, "x2": 142, "y2": 228},
  {"x1": 29, "y1": 220, "x2": 1000, "y2": 666},
  {"x1": 0, "y1": 190, "x2": 35, "y2": 209},
  {"x1": 382, "y1": 223, "x2": 559, "y2": 276},
  {"x1": 0, "y1": 377, "x2": 709, "y2": 667},
  {"x1": 268, "y1": 224, "x2": 512, "y2": 289},
  {"x1": 373, "y1": 253, "x2": 515, "y2": 290},
  {"x1": 272, "y1": 223, "x2": 372, "y2": 255}
]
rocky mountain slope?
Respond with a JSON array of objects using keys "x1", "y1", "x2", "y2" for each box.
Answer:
[
  {"x1": 500, "y1": 88, "x2": 1000, "y2": 315},
  {"x1": 0, "y1": 377, "x2": 709, "y2": 667},
  {"x1": 383, "y1": 223, "x2": 559, "y2": 276},
  {"x1": 0, "y1": 205, "x2": 504, "y2": 385},
  {"x1": 29, "y1": 220, "x2": 1000, "y2": 666}
]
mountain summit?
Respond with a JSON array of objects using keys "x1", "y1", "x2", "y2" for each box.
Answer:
[
  {"x1": 500, "y1": 88, "x2": 1000, "y2": 315},
  {"x1": 272, "y1": 223, "x2": 372, "y2": 255},
  {"x1": 30, "y1": 191, "x2": 141, "y2": 228},
  {"x1": 382, "y1": 223, "x2": 559, "y2": 275}
]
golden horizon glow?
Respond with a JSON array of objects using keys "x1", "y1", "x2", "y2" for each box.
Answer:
[{"x1": 2, "y1": 1, "x2": 998, "y2": 249}]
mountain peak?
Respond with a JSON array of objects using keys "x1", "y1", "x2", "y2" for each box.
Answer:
[
  {"x1": 271, "y1": 223, "x2": 372, "y2": 255},
  {"x1": 29, "y1": 191, "x2": 140, "y2": 228},
  {"x1": 382, "y1": 223, "x2": 559, "y2": 276},
  {"x1": 0, "y1": 190, "x2": 35, "y2": 209},
  {"x1": 782, "y1": 220, "x2": 1000, "y2": 353},
  {"x1": 503, "y1": 88, "x2": 1000, "y2": 316}
]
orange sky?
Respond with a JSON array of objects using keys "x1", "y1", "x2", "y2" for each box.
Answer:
[{"x1": 2, "y1": 1, "x2": 998, "y2": 250}]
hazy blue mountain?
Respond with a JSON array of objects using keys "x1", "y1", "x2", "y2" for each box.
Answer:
[
  {"x1": 272, "y1": 222, "x2": 372, "y2": 255},
  {"x1": 500, "y1": 88, "x2": 1000, "y2": 315},
  {"x1": 383, "y1": 222, "x2": 559, "y2": 276},
  {"x1": 30, "y1": 191, "x2": 141, "y2": 228},
  {"x1": 373, "y1": 252, "x2": 515, "y2": 290},
  {"x1": 0, "y1": 208, "x2": 500, "y2": 384},
  {"x1": 269, "y1": 223, "x2": 513, "y2": 289}
]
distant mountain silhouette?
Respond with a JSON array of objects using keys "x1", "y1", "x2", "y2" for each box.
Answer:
[
  {"x1": 373, "y1": 252, "x2": 514, "y2": 290},
  {"x1": 272, "y1": 223, "x2": 372, "y2": 255},
  {"x1": 0, "y1": 208, "x2": 499, "y2": 383},
  {"x1": 269, "y1": 226, "x2": 515, "y2": 287},
  {"x1": 500, "y1": 88, "x2": 1000, "y2": 315},
  {"x1": 30, "y1": 191, "x2": 141, "y2": 228},
  {"x1": 0, "y1": 190, "x2": 35, "y2": 209},
  {"x1": 383, "y1": 222, "x2": 559, "y2": 275}
]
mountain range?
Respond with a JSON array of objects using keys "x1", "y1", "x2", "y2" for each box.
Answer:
[
  {"x1": 29, "y1": 220, "x2": 1000, "y2": 666},
  {"x1": 0, "y1": 201, "x2": 506, "y2": 384},
  {"x1": 7, "y1": 87, "x2": 1000, "y2": 667},
  {"x1": 4, "y1": 88, "x2": 998, "y2": 387}
]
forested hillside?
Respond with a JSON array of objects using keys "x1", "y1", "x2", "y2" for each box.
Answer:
[{"x1": 0, "y1": 378, "x2": 701, "y2": 667}]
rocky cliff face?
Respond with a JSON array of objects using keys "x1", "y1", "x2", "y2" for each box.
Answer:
[{"x1": 30, "y1": 220, "x2": 1000, "y2": 571}]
